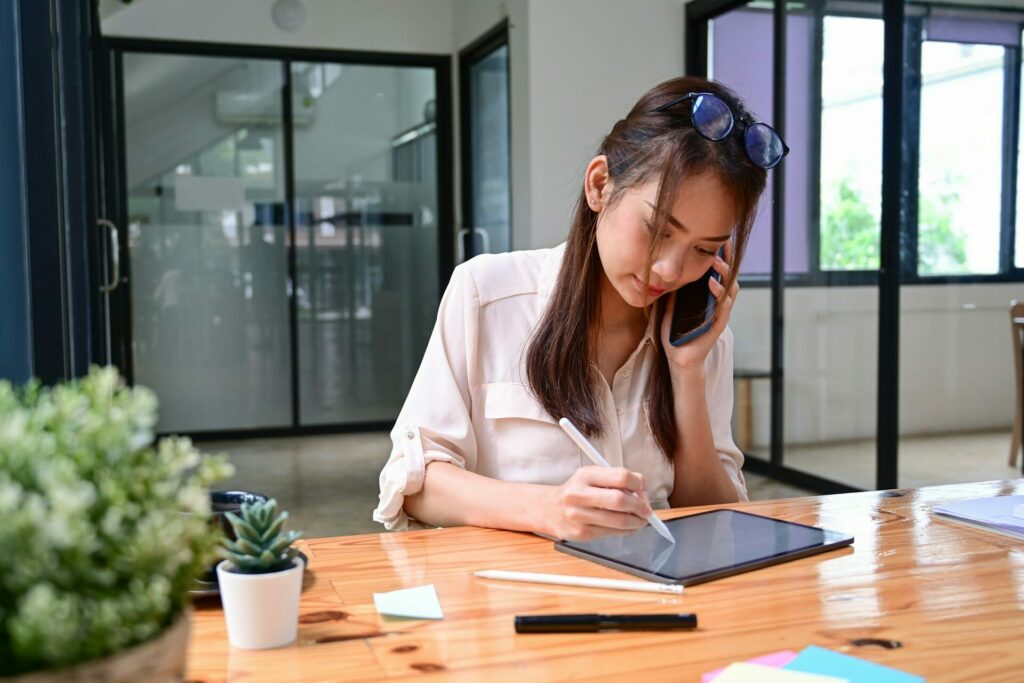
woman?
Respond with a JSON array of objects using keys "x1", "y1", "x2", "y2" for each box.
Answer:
[{"x1": 374, "y1": 76, "x2": 785, "y2": 540}]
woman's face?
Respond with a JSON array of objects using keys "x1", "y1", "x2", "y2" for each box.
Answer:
[{"x1": 595, "y1": 171, "x2": 737, "y2": 309}]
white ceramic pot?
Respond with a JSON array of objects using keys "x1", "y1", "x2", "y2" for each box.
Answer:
[{"x1": 216, "y1": 558, "x2": 303, "y2": 649}]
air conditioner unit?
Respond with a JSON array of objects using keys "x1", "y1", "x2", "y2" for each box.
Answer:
[{"x1": 215, "y1": 90, "x2": 315, "y2": 126}]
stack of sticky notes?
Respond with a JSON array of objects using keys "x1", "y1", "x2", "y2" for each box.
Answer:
[{"x1": 703, "y1": 645, "x2": 924, "y2": 682}]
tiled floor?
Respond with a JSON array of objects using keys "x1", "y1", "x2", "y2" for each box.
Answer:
[
  {"x1": 200, "y1": 429, "x2": 1018, "y2": 538},
  {"x1": 773, "y1": 430, "x2": 1018, "y2": 491}
]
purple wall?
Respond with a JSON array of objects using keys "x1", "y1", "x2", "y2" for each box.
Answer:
[
  {"x1": 926, "y1": 14, "x2": 1021, "y2": 47},
  {"x1": 712, "y1": 9, "x2": 812, "y2": 275}
]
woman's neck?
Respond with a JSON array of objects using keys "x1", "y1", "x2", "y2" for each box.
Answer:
[{"x1": 597, "y1": 271, "x2": 647, "y2": 337}]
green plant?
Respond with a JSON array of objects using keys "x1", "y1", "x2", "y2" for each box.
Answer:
[
  {"x1": 0, "y1": 366, "x2": 233, "y2": 676},
  {"x1": 917, "y1": 173, "x2": 968, "y2": 275},
  {"x1": 820, "y1": 176, "x2": 880, "y2": 270},
  {"x1": 820, "y1": 174, "x2": 967, "y2": 274},
  {"x1": 220, "y1": 499, "x2": 301, "y2": 574}
]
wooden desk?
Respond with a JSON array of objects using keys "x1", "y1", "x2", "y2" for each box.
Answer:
[{"x1": 187, "y1": 480, "x2": 1024, "y2": 682}]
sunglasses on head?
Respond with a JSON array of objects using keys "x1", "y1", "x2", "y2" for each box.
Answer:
[{"x1": 653, "y1": 91, "x2": 789, "y2": 170}]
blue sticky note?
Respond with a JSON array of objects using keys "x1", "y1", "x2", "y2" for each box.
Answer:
[
  {"x1": 373, "y1": 584, "x2": 444, "y2": 620},
  {"x1": 784, "y1": 646, "x2": 924, "y2": 683}
]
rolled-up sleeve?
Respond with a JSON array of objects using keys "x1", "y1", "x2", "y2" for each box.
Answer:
[
  {"x1": 705, "y1": 327, "x2": 749, "y2": 502},
  {"x1": 373, "y1": 265, "x2": 481, "y2": 531}
]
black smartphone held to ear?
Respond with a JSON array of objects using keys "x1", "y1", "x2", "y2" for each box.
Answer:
[{"x1": 668, "y1": 249, "x2": 724, "y2": 347}]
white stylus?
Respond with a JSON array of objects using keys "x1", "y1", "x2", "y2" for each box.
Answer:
[
  {"x1": 558, "y1": 417, "x2": 676, "y2": 544},
  {"x1": 475, "y1": 569, "x2": 683, "y2": 594}
]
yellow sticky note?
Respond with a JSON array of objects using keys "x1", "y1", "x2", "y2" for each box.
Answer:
[{"x1": 713, "y1": 662, "x2": 848, "y2": 683}]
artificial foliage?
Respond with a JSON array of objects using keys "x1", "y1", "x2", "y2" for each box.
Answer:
[
  {"x1": 220, "y1": 499, "x2": 301, "y2": 574},
  {"x1": 0, "y1": 367, "x2": 233, "y2": 676}
]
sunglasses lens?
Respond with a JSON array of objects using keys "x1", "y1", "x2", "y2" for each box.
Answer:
[
  {"x1": 691, "y1": 94, "x2": 733, "y2": 140},
  {"x1": 745, "y1": 123, "x2": 785, "y2": 169}
]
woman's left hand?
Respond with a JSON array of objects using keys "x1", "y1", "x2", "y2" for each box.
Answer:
[{"x1": 660, "y1": 242, "x2": 739, "y2": 377}]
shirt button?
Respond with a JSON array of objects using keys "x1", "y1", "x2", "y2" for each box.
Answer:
[
  {"x1": 621, "y1": 368, "x2": 632, "y2": 378},
  {"x1": 616, "y1": 408, "x2": 623, "y2": 416},
  {"x1": 406, "y1": 430, "x2": 415, "y2": 439}
]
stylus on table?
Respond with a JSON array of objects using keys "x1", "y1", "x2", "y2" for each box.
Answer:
[
  {"x1": 558, "y1": 417, "x2": 676, "y2": 544},
  {"x1": 515, "y1": 613, "x2": 697, "y2": 633},
  {"x1": 475, "y1": 569, "x2": 683, "y2": 594}
]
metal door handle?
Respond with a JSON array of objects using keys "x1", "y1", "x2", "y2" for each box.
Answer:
[
  {"x1": 456, "y1": 227, "x2": 470, "y2": 263},
  {"x1": 473, "y1": 227, "x2": 491, "y2": 254},
  {"x1": 97, "y1": 219, "x2": 120, "y2": 292}
]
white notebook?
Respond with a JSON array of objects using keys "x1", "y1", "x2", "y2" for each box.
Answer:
[{"x1": 933, "y1": 495, "x2": 1024, "y2": 540}]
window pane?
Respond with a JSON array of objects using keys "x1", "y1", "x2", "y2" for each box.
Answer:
[
  {"x1": 708, "y1": 7, "x2": 811, "y2": 277},
  {"x1": 819, "y1": 17, "x2": 883, "y2": 271},
  {"x1": 709, "y1": 8, "x2": 774, "y2": 277},
  {"x1": 918, "y1": 41, "x2": 1004, "y2": 276}
]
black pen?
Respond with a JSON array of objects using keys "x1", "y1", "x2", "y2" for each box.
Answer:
[{"x1": 515, "y1": 613, "x2": 697, "y2": 633}]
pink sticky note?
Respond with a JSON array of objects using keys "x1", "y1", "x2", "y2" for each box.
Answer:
[{"x1": 703, "y1": 650, "x2": 800, "y2": 682}]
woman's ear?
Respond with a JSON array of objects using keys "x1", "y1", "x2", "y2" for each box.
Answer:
[{"x1": 585, "y1": 155, "x2": 611, "y2": 212}]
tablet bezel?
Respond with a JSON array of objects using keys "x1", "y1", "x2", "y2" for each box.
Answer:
[{"x1": 554, "y1": 509, "x2": 854, "y2": 586}]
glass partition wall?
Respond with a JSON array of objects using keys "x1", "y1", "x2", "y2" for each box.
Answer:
[
  {"x1": 113, "y1": 44, "x2": 451, "y2": 435},
  {"x1": 898, "y1": 11, "x2": 1023, "y2": 487},
  {"x1": 691, "y1": 0, "x2": 1024, "y2": 492},
  {"x1": 785, "y1": 11, "x2": 882, "y2": 489}
]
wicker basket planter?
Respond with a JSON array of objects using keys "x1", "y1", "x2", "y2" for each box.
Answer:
[{"x1": 4, "y1": 609, "x2": 191, "y2": 683}]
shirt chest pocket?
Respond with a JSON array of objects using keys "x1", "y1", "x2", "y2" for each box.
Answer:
[{"x1": 478, "y1": 382, "x2": 580, "y2": 485}]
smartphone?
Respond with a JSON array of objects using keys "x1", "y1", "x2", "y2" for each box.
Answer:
[{"x1": 668, "y1": 250, "x2": 723, "y2": 347}]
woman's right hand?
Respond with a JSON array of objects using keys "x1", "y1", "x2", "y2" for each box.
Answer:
[{"x1": 543, "y1": 466, "x2": 654, "y2": 541}]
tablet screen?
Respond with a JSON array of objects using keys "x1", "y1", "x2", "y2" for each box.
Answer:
[{"x1": 556, "y1": 509, "x2": 853, "y2": 585}]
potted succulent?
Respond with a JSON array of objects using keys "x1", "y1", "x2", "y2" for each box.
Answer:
[
  {"x1": 216, "y1": 498, "x2": 303, "y2": 649},
  {"x1": 0, "y1": 367, "x2": 232, "y2": 681}
]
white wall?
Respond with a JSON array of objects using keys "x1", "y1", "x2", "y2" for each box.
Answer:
[
  {"x1": 103, "y1": 0, "x2": 455, "y2": 54},
  {"x1": 522, "y1": 1, "x2": 684, "y2": 249},
  {"x1": 732, "y1": 284, "x2": 1021, "y2": 446}
]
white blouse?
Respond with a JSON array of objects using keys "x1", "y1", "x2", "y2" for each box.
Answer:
[{"x1": 373, "y1": 243, "x2": 747, "y2": 531}]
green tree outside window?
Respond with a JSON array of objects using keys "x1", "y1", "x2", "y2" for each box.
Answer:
[{"x1": 819, "y1": 175, "x2": 966, "y2": 274}]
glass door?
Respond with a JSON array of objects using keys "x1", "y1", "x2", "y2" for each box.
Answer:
[
  {"x1": 291, "y1": 61, "x2": 441, "y2": 424},
  {"x1": 459, "y1": 22, "x2": 511, "y2": 261},
  {"x1": 122, "y1": 53, "x2": 292, "y2": 433},
  {"x1": 112, "y1": 47, "x2": 451, "y2": 435}
]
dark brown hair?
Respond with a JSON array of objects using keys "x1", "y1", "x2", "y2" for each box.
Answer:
[{"x1": 525, "y1": 76, "x2": 768, "y2": 460}]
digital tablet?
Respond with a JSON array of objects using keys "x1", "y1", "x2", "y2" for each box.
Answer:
[{"x1": 555, "y1": 509, "x2": 854, "y2": 586}]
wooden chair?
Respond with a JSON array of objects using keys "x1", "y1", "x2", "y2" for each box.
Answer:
[{"x1": 1010, "y1": 300, "x2": 1024, "y2": 467}]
